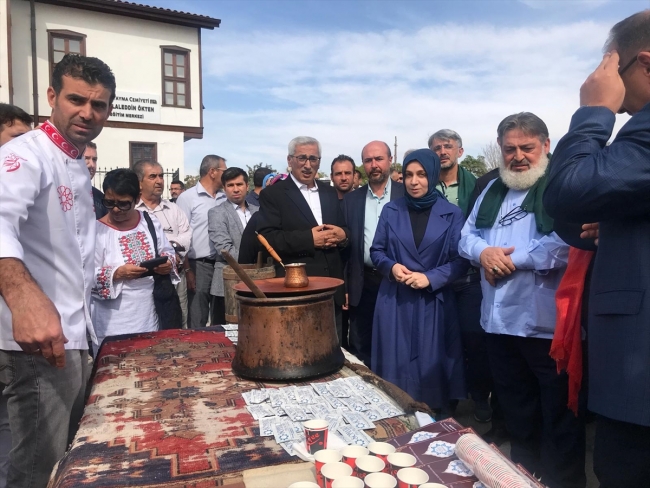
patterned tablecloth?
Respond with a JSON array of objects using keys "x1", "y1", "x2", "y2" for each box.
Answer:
[{"x1": 48, "y1": 329, "x2": 416, "y2": 488}]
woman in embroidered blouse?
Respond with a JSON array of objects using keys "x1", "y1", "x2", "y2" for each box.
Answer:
[{"x1": 92, "y1": 169, "x2": 177, "y2": 352}]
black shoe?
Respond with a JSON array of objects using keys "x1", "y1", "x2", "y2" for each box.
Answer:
[
  {"x1": 474, "y1": 399, "x2": 493, "y2": 423},
  {"x1": 482, "y1": 424, "x2": 510, "y2": 446}
]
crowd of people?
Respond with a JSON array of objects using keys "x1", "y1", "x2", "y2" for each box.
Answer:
[{"x1": 0, "y1": 9, "x2": 648, "y2": 488}]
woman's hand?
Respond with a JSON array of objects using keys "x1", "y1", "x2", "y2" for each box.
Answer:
[
  {"x1": 391, "y1": 263, "x2": 412, "y2": 283},
  {"x1": 114, "y1": 264, "x2": 147, "y2": 280},
  {"x1": 153, "y1": 260, "x2": 173, "y2": 275},
  {"x1": 404, "y1": 272, "x2": 430, "y2": 290}
]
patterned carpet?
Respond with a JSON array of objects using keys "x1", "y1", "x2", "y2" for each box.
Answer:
[{"x1": 49, "y1": 329, "x2": 412, "y2": 488}]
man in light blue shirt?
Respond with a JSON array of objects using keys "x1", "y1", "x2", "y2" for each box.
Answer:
[
  {"x1": 176, "y1": 154, "x2": 227, "y2": 328},
  {"x1": 459, "y1": 113, "x2": 585, "y2": 488},
  {"x1": 343, "y1": 141, "x2": 404, "y2": 365}
]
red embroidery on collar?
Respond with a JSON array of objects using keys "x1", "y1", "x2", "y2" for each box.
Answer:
[{"x1": 39, "y1": 121, "x2": 80, "y2": 159}]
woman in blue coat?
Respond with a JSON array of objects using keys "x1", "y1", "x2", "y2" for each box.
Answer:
[{"x1": 370, "y1": 148, "x2": 469, "y2": 409}]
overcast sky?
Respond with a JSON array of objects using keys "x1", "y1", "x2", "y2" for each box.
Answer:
[{"x1": 137, "y1": 0, "x2": 647, "y2": 175}]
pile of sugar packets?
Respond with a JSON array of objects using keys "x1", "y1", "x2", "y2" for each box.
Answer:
[
  {"x1": 222, "y1": 324, "x2": 238, "y2": 344},
  {"x1": 242, "y1": 376, "x2": 405, "y2": 456}
]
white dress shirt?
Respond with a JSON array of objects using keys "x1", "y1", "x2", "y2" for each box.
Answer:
[
  {"x1": 290, "y1": 173, "x2": 323, "y2": 225},
  {"x1": 459, "y1": 179, "x2": 569, "y2": 339},
  {"x1": 0, "y1": 120, "x2": 97, "y2": 350},
  {"x1": 176, "y1": 182, "x2": 226, "y2": 259},
  {"x1": 135, "y1": 198, "x2": 192, "y2": 258},
  {"x1": 232, "y1": 202, "x2": 252, "y2": 229}
]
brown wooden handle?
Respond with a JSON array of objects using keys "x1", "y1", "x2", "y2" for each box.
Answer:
[
  {"x1": 220, "y1": 250, "x2": 267, "y2": 299},
  {"x1": 256, "y1": 233, "x2": 284, "y2": 267}
]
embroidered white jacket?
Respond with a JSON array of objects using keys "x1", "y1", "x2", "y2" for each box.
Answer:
[{"x1": 0, "y1": 121, "x2": 97, "y2": 350}]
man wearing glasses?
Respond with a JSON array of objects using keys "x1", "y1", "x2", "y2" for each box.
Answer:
[
  {"x1": 544, "y1": 11, "x2": 650, "y2": 486},
  {"x1": 134, "y1": 160, "x2": 192, "y2": 328},
  {"x1": 176, "y1": 155, "x2": 227, "y2": 328},
  {"x1": 258, "y1": 136, "x2": 349, "y2": 342},
  {"x1": 459, "y1": 113, "x2": 585, "y2": 487}
]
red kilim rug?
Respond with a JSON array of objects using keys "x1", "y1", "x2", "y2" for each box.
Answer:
[{"x1": 48, "y1": 329, "x2": 412, "y2": 488}]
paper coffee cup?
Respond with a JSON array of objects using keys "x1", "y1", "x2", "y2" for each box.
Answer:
[
  {"x1": 386, "y1": 453, "x2": 416, "y2": 477},
  {"x1": 321, "y1": 462, "x2": 354, "y2": 488},
  {"x1": 314, "y1": 449, "x2": 342, "y2": 488},
  {"x1": 331, "y1": 476, "x2": 365, "y2": 488},
  {"x1": 354, "y1": 455, "x2": 385, "y2": 480},
  {"x1": 396, "y1": 467, "x2": 429, "y2": 488},
  {"x1": 341, "y1": 445, "x2": 369, "y2": 469},
  {"x1": 288, "y1": 483, "x2": 320, "y2": 488},
  {"x1": 367, "y1": 442, "x2": 396, "y2": 472},
  {"x1": 364, "y1": 472, "x2": 398, "y2": 488},
  {"x1": 304, "y1": 419, "x2": 329, "y2": 454}
]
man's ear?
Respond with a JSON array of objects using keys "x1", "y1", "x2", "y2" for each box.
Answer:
[{"x1": 638, "y1": 51, "x2": 650, "y2": 73}]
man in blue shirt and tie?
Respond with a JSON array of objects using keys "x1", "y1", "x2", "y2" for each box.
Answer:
[{"x1": 460, "y1": 113, "x2": 585, "y2": 488}]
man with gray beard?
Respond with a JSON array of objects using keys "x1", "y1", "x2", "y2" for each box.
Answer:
[{"x1": 459, "y1": 113, "x2": 586, "y2": 488}]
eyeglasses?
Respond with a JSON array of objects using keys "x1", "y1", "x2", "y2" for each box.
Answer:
[
  {"x1": 102, "y1": 198, "x2": 134, "y2": 211},
  {"x1": 498, "y1": 206, "x2": 528, "y2": 226},
  {"x1": 292, "y1": 155, "x2": 321, "y2": 164},
  {"x1": 619, "y1": 54, "x2": 638, "y2": 76}
]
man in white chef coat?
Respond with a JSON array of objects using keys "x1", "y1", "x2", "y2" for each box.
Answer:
[{"x1": 0, "y1": 53, "x2": 115, "y2": 488}]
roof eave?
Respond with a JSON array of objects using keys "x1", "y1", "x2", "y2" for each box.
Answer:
[{"x1": 32, "y1": 0, "x2": 221, "y2": 30}]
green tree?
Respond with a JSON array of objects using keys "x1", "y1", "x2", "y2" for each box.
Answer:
[
  {"x1": 460, "y1": 155, "x2": 488, "y2": 177},
  {"x1": 246, "y1": 163, "x2": 277, "y2": 190},
  {"x1": 184, "y1": 174, "x2": 199, "y2": 189}
]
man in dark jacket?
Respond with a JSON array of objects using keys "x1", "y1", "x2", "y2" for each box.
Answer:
[
  {"x1": 84, "y1": 141, "x2": 107, "y2": 219},
  {"x1": 543, "y1": 11, "x2": 650, "y2": 486},
  {"x1": 258, "y1": 137, "x2": 349, "y2": 342},
  {"x1": 342, "y1": 141, "x2": 404, "y2": 365}
]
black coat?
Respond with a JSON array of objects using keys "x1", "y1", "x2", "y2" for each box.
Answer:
[
  {"x1": 257, "y1": 177, "x2": 349, "y2": 305},
  {"x1": 342, "y1": 182, "x2": 404, "y2": 307}
]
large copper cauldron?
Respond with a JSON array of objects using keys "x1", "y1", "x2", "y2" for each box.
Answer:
[{"x1": 232, "y1": 278, "x2": 344, "y2": 380}]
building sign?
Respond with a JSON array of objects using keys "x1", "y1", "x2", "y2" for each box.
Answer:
[{"x1": 109, "y1": 92, "x2": 160, "y2": 124}]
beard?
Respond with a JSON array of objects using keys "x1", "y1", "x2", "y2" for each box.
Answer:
[
  {"x1": 367, "y1": 170, "x2": 388, "y2": 185},
  {"x1": 499, "y1": 153, "x2": 549, "y2": 190}
]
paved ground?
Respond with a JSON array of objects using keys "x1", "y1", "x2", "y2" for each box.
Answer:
[{"x1": 452, "y1": 399, "x2": 598, "y2": 487}]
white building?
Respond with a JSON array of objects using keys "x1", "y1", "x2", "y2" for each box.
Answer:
[{"x1": 0, "y1": 0, "x2": 220, "y2": 193}]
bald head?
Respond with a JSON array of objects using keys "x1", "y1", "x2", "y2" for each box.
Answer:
[{"x1": 361, "y1": 141, "x2": 392, "y2": 186}]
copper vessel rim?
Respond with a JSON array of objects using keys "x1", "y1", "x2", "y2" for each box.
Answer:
[{"x1": 235, "y1": 289, "x2": 335, "y2": 305}]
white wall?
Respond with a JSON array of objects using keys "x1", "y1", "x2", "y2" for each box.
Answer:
[
  {"x1": 92, "y1": 126, "x2": 185, "y2": 179},
  {"x1": 10, "y1": 1, "x2": 201, "y2": 128}
]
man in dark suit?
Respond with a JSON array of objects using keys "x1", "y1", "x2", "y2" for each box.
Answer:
[
  {"x1": 342, "y1": 141, "x2": 404, "y2": 365},
  {"x1": 258, "y1": 136, "x2": 349, "y2": 342},
  {"x1": 544, "y1": 11, "x2": 650, "y2": 486}
]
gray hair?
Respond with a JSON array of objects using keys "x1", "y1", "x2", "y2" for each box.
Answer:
[
  {"x1": 288, "y1": 136, "x2": 321, "y2": 156},
  {"x1": 403, "y1": 148, "x2": 416, "y2": 159},
  {"x1": 132, "y1": 159, "x2": 163, "y2": 181},
  {"x1": 497, "y1": 112, "x2": 549, "y2": 143},
  {"x1": 605, "y1": 10, "x2": 650, "y2": 61},
  {"x1": 199, "y1": 154, "x2": 226, "y2": 178},
  {"x1": 428, "y1": 129, "x2": 463, "y2": 149}
]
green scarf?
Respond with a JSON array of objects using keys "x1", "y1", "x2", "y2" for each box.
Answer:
[
  {"x1": 457, "y1": 165, "x2": 477, "y2": 217},
  {"x1": 475, "y1": 174, "x2": 554, "y2": 235}
]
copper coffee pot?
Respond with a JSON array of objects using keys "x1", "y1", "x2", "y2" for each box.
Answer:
[{"x1": 256, "y1": 233, "x2": 309, "y2": 288}]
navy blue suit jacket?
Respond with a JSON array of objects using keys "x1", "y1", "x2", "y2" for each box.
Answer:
[
  {"x1": 544, "y1": 104, "x2": 650, "y2": 427},
  {"x1": 342, "y1": 182, "x2": 404, "y2": 307}
]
